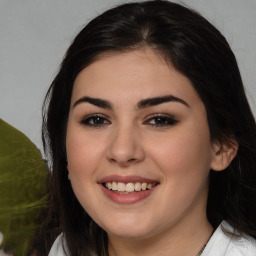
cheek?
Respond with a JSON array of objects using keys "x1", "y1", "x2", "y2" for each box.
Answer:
[
  {"x1": 149, "y1": 127, "x2": 212, "y2": 182},
  {"x1": 66, "y1": 126, "x2": 105, "y2": 175},
  {"x1": 66, "y1": 133, "x2": 101, "y2": 213},
  {"x1": 66, "y1": 140, "x2": 91, "y2": 194},
  {"x1": 147, "y1": 130, "x2": 212, "y2": 219}
]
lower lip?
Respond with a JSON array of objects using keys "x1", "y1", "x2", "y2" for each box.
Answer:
[{"x1": 100, "y1": 185, "x2": 157, "y2": 204}]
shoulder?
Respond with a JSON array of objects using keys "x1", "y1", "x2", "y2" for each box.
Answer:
[
  {"x1": 48, "y1": 233, "x2": 68, "y2": 256},
  {"x1": 202, "y1": 221, "x2": 256, "y2": 256}
]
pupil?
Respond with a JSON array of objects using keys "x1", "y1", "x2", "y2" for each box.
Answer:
[
  {"x1": 156, "y1": 117, "x2": 164, "y2": 124},
  {"x1": 94, "y1": 117, "x2": 102, "y2": 124}
]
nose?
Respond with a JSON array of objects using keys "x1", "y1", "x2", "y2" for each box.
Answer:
[{"x1": 107, "y1": 125, "x2": 145, "y2": 167}]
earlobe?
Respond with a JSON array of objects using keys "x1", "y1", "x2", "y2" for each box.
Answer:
[{"x1": 210, "y1": 140, "x2": 238, "y2": 171}]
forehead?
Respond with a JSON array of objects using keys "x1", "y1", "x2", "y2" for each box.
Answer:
[{"x1": 72, "y1": 48, "x2": 201, "y2": 107}]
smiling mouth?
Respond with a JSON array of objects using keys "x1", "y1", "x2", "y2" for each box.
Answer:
[{"x1": 103, "y1": 181, "x2": 158, "y2": 193}]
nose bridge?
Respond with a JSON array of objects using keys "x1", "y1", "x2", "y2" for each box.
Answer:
[{"x1": 107, "y1": 121, "x2": 144, "y2": 166}]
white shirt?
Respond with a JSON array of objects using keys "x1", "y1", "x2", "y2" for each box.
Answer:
[
  {"x1": 201, "y1": 221, "x2": 256, "y2": 256},
  {"x1": 49, "y1": 221, "x2": 256, "y2": 256}
]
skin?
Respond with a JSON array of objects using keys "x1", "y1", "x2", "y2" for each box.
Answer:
[{"x1": 66, "y1": 48, "x2": 235, "y2": 256}]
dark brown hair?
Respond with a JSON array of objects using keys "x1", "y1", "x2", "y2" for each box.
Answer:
[{"x1": 40, "y1": 1, "x2": 256, "y2": 255}]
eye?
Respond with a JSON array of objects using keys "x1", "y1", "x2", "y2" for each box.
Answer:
[
  {"x1": 145, "y1": 114, "x2": 178, "y2": 127},
  {"x1": 80, "y1": 114, "x2": 110, "y2": 128}
]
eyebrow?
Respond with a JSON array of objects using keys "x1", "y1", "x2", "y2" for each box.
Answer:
[
  {"x1": 73, "y1": 96, "x2": 112, "y2": 109},
  {"x1": 137, "y1": 95, "x2": 190, "y2": 109},
  {"x1": 73, "y1": 94, "x2": 190, "y2": 109}
]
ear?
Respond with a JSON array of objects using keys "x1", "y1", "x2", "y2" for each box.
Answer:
[{"x1": 210, "y1": 139, "x2": 238, "y2": 171}]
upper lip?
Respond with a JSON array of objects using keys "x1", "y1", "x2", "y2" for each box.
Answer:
[{"x1": 98, "y1": 175, "x2": 159, "y2": 184}]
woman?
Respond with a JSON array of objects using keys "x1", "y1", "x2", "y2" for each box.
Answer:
[{"x1": 41, "y1": 0, "x2": 256, "y2": 255}]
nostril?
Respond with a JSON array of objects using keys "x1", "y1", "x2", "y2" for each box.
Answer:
[
  {"x1": 127, "y1": 158, "x2": 136, "y2": 162},
  {"x1": 109, "y1": 157, "x2": 138, "y2": 166}
]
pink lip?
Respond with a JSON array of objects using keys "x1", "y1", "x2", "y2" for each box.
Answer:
[
  {"x1": 98, "y1": 175, "x2": 158, "y2": 184},
  {"x1": 98, "y1": 175, "x2": 159, "y2": 204},
  {"x1": 100, "y1": 184, "x2": 158, "y2": 204}
]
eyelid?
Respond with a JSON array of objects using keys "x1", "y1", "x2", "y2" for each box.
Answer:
[
  {"x1": 145, "y1": 113, "x2": 175, "y2": 118},
  {"x1": 80, "y1": 113, "x2": 109, "y2": 120},
  {"x1": 80, "y1": 113, "x2": 111, "y2": 127},
  {"x1": 144, "y1": 113, "x2": 176, "y2": 121},
  {"x1": 143, "y1": 113, "x2": 178, "y2": 126}
]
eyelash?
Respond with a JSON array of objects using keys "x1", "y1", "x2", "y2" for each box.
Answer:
[
  {"x1": 80, "y1": 114, "x2": 178, "y2": 128},
  {"x1": 144, "y1": 114, "x2": 178, "y2": 127},
  {"x1": 80, "y1": 114, "x2": 111, "y2": 128}
]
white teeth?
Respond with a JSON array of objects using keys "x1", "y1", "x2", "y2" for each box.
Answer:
[
  {"x1": 106, "y1": 182, "x2": 112, "y2": 190},
  {"x1": 147, "y1": 183, "x2": 153, "y2": 189},
  {"x1": 126, "y1": 182, "x2": 135, "y2": 192},
  {"x1": 112, "y1": 182, "x2": 118, "y2": 191},
  {"x1": 104, "y1": 181, "x2": 157, "y2": 192},
  {"x1": 141, "y1": 182, "x2": 147, "y2": 190},
  {"x1": 117, "y1": 182, "x2": 126, "y2": 192},
  {"x1": 134, "y1": 182, "x2": 142, "y2": 191}
]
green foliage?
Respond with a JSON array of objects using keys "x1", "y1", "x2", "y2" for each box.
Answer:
[{"x1": 0, "y1": 119, "x2": 48, "y2": 255}]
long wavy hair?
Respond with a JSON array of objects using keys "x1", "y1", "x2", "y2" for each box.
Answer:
[{"x1": 40, "y1": 1, "x2": 256, "y2": 255}]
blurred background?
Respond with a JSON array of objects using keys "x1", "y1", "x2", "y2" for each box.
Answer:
[{"x1": 0, "y1": 0, "x2": 255, "y2": 153}]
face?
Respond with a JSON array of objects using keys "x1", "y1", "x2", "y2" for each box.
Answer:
[{"x1": 66, "y1": 48, "x2": 218, "y2": 241}]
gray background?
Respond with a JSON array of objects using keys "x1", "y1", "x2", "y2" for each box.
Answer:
[{"x1": 0, "y1": 0, "x2": 255, "y2": 153}]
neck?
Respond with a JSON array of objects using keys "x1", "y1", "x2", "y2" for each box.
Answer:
[{"x1": 108, "y1": 216, "x2": 213, "y2": 256}]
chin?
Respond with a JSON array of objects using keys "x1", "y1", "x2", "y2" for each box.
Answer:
[
  {"x1": 100, "y1": 216, "x2": 156, "y2": 240},
  {"x1": 106, "y1": 227, "x2": 153, "y2": 240}
]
